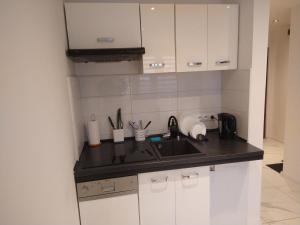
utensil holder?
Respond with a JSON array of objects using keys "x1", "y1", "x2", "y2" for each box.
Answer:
[
  {"x1": 113, "y1": 129, "x2": 124, "y2": 143},
  {"x1": 135, "y1": 129, "x2": 146, "y2": 142}
]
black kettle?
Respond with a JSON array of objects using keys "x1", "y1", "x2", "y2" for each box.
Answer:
[{"x1": 218, "y1": 113, "x2": 237, "y2": 139}]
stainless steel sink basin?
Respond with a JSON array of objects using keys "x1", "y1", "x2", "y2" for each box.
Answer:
[{"x1": 152, "y1": 138, "x2": 204, "y2": 159}]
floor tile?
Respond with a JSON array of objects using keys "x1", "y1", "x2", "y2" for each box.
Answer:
[
  {"x1": 263, "y1": 139, "x2": 284, "y2": 165},
  {"x1": 262, "y1": 166, "x2": 290, "y2": 189},
  {"x1": 261, "y1": 138, "x2": 300, "y2": 224},
  {"x1": 264, "y1": 217, "x2": 300, "y2": 224}
]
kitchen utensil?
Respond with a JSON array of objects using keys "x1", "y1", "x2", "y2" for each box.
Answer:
[
  {"x1": 129, "y1": 121, "x2": 138, "y2": 129},
  {"x1": 144, "y1": 121, "x2": 152, "y2": 129},
  {"x1": 119, "y1": 109, "x2": 123, "y2": 129},
  {"x1": 129, "y1": 122, "x2": 135, "y2": 129},
  {"x1": 139, "y1": 120, "x2": 143, "y2": 129},
  {"x1": 116, "y1": 108, "x2": 123, "y2": 129},
  {"x1": 108, "y1": 116, "x2": 115, "y2": 129}
]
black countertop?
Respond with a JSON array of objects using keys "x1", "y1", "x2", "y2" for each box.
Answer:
[{"x1": 74, "y1": 131, "x2": 263, "y2": 183}]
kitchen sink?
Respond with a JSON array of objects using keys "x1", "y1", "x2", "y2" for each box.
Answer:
[{"x1": 152, "y1": 138, "x2": 205, "y2": 159}]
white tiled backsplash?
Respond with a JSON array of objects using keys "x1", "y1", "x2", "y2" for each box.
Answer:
[{"x1": 78, "y1": 71, "x2": 222, "y2": 140}]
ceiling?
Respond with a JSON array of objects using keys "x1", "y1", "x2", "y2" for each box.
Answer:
[{"x1": 270, "y1": 0, "x2": 300, "y2": 27}]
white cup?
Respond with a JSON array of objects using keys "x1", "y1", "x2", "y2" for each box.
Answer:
[{"x1": 135, "y1": 129, "x2": 146, "y2": 142}]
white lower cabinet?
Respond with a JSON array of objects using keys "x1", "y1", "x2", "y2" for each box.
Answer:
[
  {"x1": 175, "y1": 167, "x2": 210, "y2": 225},
  {"x1": 210, "y1": 161, "x2": 262, "y2": 225},
  {"x1": 79, "y1": 194, "x2": 139, "y2": 225},
  {"x1": 138, "y1": 166, "x2": 210, "y2": 225},
  {"x1": 138, "y1": 170, "x2": 176, "y2": 225}
]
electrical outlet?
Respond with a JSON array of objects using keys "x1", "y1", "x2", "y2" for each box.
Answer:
[
  {"x1": 198, "y1": 115, "x2": 204, "y2": 121},
  {"x1": 203, "y1": 114, "x2": 209, "y2": 121}
]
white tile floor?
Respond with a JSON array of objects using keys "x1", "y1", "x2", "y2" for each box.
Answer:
[{"x1": 262, "y1": 139, "x2": 300, "y2": 225}]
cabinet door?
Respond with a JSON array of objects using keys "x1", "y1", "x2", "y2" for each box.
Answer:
[
  {"x1": 141, "y1": 4, "x2": 176, "y2": 73},
  {"x1": 207, "y1": 4, "x2": 239, "y2": 70},
  {"x1": 65, "y1": 3, "x2": 141, "y2": 49},
  {"x1": 176, "y1": 5, "x2": 208, "y2": 72},
  {"x1": 210, "y1": 162, "x2": 249, "y2": 225},
  {"x1": 175, "y1": 166, "x2": 210, "y2": 225},
  {"x1": 79, "y1": 194, "x2": 139, "y2": 225},
  {"x1": 138, "y1": 170, "x2": 175, "y2": 225}
]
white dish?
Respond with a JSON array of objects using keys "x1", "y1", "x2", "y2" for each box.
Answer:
[{"x1": 178, "y1": 115, "x2": 198, "y2": 136}]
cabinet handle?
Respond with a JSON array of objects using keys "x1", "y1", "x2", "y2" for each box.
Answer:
[
  {"x1": 210, "y1": 165, "x2": 215, "y2": 172},
  {"x1": 181, "y1": 172, "x2": 199, "y2": 180},
  {"x1": 149, "y1": 63, "x2": 165, "y2": 68},
  {"x1": 151, "y1": 176, "x2": 168, "y2": 183},
  {"x1": 187, "y1": 62, "x2": 202, "y2": 67},
  {"x1": 97, "y1": 37, "x2": 115, "y2": 43},
  {"x1": 216, "y1": 60, "x2": 230, "y2": 65}
]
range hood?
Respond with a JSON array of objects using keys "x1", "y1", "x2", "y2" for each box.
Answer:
[{"x1": 66, "y1": 47, "x2": 145, "y2": 63}]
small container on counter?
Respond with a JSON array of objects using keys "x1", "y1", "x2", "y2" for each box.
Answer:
[
  {"x1": 113, "y1": 129, "x2": 124, "y2": 143},
  {"x1": 134, "y1": 129, "x2": 146, "y2": 142}
]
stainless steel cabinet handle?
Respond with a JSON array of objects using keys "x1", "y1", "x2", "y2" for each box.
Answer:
[
  {"x1": 182, "y1": 172, "x2": 199, "y2": 180},
  {"x1": 149, "y1": 63, "x2": 165, "y2": 68},
  {"x1": 187, "y1": 62, "x2": 202, "y2": 67},
  {"x1": 151, "y1": 176, "x2": 168, "y2": 183},
  {"x1": 216, "y1": 60, "x2": 230, "y2": 65},
  {"x1": 97, "y1": 37, "x2": 115, "y2": 43},
  {"x1": 210, "y1": 165, "x2": 216, "y2": 172}
]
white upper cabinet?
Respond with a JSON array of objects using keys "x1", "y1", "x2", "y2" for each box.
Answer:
[
  {"x1": 64, "y1": 3, "x2": 141, "y2": 49},
  {"x1": 175, "y1": 166, "x2": 210, "y2": 225},
  {"x1": 207, "y1": 4, "x2": 239, "y2": 70},
  {"x1": 176, "y1": 5, "x2": 208, "y2": 72},
  {"x1": 140, "y1": 4, "x2": 176, "y2": 73},
  {"x1": 138, "y1": 170, "x2": 175, "y2": 225}
]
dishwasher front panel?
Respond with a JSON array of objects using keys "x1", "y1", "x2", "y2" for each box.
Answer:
[{"x1": 79, "y1": 193, "x2": 139, "y2": 225}]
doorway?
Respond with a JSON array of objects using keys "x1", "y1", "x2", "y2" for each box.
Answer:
[{"x1": 264, "y1": 1, "x2": 291, "y2": 168}]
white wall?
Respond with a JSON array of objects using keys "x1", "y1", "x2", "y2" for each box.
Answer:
[
  {"x1": 283, "y1": 5, "x2": 300, "y2": 183},
  {"x1": 222, "y1": 0, "x2": 270, "y2": 146},
  {"x1": 266, "y1": 26, "x2": 290, "y2": 142},
  {"x1": 222, "y1": 70, "x2": 250, "y2": 139},
  {"x1": 222, "y1": 0, "x2": 254, "y2": 140},
  {"x1": 0, "y1": 1, "x2": 80, "y2": 224},
  {"x1": 248, "y1": 0, "x2": 270, "y2": 149},
  {"x1": 67, "y1": 77, "x2": 85, "y2": 160}
]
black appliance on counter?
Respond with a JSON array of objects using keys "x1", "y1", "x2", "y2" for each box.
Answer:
[{"x1": 218, "y1": 113, "x2": 237, "y2": 139}]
